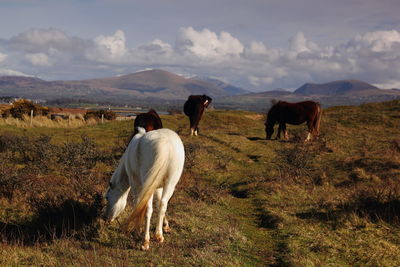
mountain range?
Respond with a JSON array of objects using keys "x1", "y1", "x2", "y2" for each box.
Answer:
[
  {"x1": 0, "y1": 69, "x2": 399, "y2": 108},
  {"x1": 219, "y1": 79, "x2": 400, "y2": 110},
  {"x1": 0, "y1": 69, "x2": 246, "y2": 103}
]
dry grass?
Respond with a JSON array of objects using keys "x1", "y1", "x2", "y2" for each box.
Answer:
[
  {"x1": 0, "y1": 100, "x2": 399, "y2": 266},
  {"x1": 0, "y1": 115, "x2": 99, "y2": 128}
]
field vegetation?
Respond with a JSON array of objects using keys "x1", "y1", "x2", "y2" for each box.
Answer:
[
  {"x1": 0, "y1": 100, "x2": 118, "y2": 128},
  {"x1": 0, "y1": 100, "x2": 399, "y2": 266}
]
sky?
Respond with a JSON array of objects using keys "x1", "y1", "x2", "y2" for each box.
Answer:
[{"x1": 0, "y1": 0, "x2": 400, "y2": 91}]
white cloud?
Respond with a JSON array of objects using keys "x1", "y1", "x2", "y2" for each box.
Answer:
[
  {"x1": 0, "y1": 53, "x2": 7, "y2": 62},
  {"x1": 373, "y1": 80, "x2": 400, "y2": 89},
  {"x1": 87, "y1": 30, "x2": 128, "y2": 63},
  {"x1": 2, "y1": 27, "x2": 400, "y2": 91},
  {"x1": 175, "y1": 27, "x2": 244, "y2": 60},
  {"x1": 248, "y1": 75, "x2": 275, "y2": 87},
  {"x1": 247, "y1": 41, "x2": 268, "y2": 55},
  {"x1": 0, "y1": 68, "x2": 32, "y2": 77},
  {"x1": 26, "y1": 53, "x2": 52, "y2": 66},
  {"x1": 9, "y1": 28, "x2": 83, "y2": 53},
  {"x1": 348, "y1": 30, "x2": 400, "y2": 52},
  {"x1": 289, "y1": 32, "x2": 319, "y2": 53},
  {"x1": 134, "y1": 39, "x2": 174, "y2": 63}
]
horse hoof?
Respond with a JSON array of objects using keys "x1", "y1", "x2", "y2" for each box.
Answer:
[
  {"x1": 155, "y1": 233, "x2": 164, "y2": 243},
  {"x1": 141, "y1": 241, "x2": 150, "y2": 250},
  {"x1": 163, "y1": 225, "x2": 171, "y2": 233}
]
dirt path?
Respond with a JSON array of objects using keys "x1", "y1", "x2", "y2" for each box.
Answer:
[{"x1": 188, "y1": 131, "x2": 292, "y2": 266}]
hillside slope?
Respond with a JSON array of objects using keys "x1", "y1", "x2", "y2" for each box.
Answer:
[
  {"x1": 0, "y1": 100, "x2": 399, "y2": 265},
  {"x1": 294, "y1": 80, "x2": 380, "y2": 96},
  {"x1": 0, "y1": 69, "x2": 235, "y2": 102},
  {"x1": 219, "y1": 80, "x2": 400, "y2": 110}
]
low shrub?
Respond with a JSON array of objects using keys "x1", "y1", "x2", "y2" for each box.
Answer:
[
  {"x1": 275, "y1": 143, "x2": 317, "y2": 182},
  {"x1": 0, "y1": 133, "x2": 109, "y2": 243},
  {"x1": 84, "y1": 109, "x2": 116, "y2": 121},
  {"x1": 343, "y1": 180, "x2": 400, "y2": 225},
  {"x1": 1, "y1": 99, "x2": 49, "y2": 119}
]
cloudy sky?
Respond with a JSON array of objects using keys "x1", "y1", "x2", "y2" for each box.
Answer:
[{"x1": 0, "y1": 0, "x2": 400, "y2": 91}]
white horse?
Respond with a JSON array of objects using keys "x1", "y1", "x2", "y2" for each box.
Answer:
[{"x1": 103, "y1": 128, "x2": 185, "y2": 250}]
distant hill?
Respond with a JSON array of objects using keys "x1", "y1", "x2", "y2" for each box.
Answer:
[
  {"x1": 242, "y1": 89, "x2": 292, "y2": 98},
  {"x1": 80, "y1": 69, "x2": 231, "y2": 98},
  {"x1": 0, "y1": 76, "x2": 46, "y2": 87},
  {"x1": 1, "y1": 73, "x2": 400, "y2": 109},
  {"x1": 216, "y1": 80, "x2": 400, "y2": 111},
  {"x1": 295, "y1": 80, "x2": 381, "y2": 96},
  {"x1": 0, "y1": 69, "x2": 249, "y2": 104},
  {"x1": 194, "y1": 77, "x2": 249, "y2": 95}
]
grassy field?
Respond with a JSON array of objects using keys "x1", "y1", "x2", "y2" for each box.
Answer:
[{"x1": 0, "y1": 100, "x2": 399, "y2": 266}]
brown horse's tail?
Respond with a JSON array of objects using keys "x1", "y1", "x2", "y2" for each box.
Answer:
[{"x1": 314, "y1": 103, "x2": 322, "y2": 136}]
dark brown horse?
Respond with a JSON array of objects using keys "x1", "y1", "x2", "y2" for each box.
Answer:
[
  {"x1": 127, "y1": 109, "x2": 163, "y2": 143},
  {"x1": 183, "y1": 94, "x2": 212, "y2": 136},
  {"x1": 264, "y1": 101, "x2": 322, "y2": 141}
]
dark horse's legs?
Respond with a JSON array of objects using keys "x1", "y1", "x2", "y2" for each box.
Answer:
[
  {"x1": 306, "y1": 116, "x2": 318, "y2": 141},
  {"x1": 305, "y1": 104, "x2": 322, "y2": 141},
  {"x1": 189, "y1": 116, "x2": 197, "y2": 136},
  {"x1": 277, "y1": 123, "x2": 288, "y2": 140},
  {"x1": 305, "y1": 120, "x2": 313, "y2": 141}
]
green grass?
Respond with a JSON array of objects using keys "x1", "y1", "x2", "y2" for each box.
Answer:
[{"x1": 0, "y1": 100, "x2": 400, "y2": 266}]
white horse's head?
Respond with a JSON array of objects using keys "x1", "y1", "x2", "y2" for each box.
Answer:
[
  {"x1": 103, "y1": 164, "x2": 131, "y2": 222},
  {"x1": 104, "y1": 127, "x2": 146, "y2": 222}
]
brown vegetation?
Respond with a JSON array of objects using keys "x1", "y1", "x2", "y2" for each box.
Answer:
[
  {"x1": 1, "y1": 99, "x2": 49, "y2": 119},
  {"x1": 84, "y1": 109, "x2": 117, "y2": 121},
  {"x1": 0, "y1": 100, "x2": 399, "y2": 265}
]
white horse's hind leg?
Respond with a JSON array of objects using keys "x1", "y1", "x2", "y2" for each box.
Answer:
[
  {"x1": 155, "y1": 188, "x2": 171, "y2": 233},
  {"x1": 155, "y1": 182, "x2": 178, "y2": 243},
  {"x1": 141, "y1": 194, "x2": 154, "y2": 250}
]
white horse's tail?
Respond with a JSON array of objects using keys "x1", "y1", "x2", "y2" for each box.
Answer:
[{"x1": 124, "y1": 135, "x2": 169, "y2": 232}]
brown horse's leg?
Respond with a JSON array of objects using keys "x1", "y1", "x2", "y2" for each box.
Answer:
[
  {"x1": 305, "y1": 120, "x2": 313, "y2": 141},
  {"x1": 313, "y1": 105, "x2": 322, "y2": 138},
  {"x1": 283, "y1": 124, "x2": 288, "y2": 140},
  {"x1": 189, "y1": 116, "x2": 196, "y2": 136},
  {"x1": 278, "y1": 123, "x2": 288, "y2": 140},
  {"x1": 277, "y1": 124, "x2": 282, "y2": 139}
]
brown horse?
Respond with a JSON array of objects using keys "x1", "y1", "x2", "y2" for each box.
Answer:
[
  {"x1": 183, "y1": 94, "x2": 212, "y2": 136},
  {"x1": 264, "y1": 101, "x2": 322, "y2": 141},
  {"x1": 133, "y1": 109, "x2": 163, "y2": 135},
  {"x1": 127, "y1": 109, "x2": 163, "y2": 143}
]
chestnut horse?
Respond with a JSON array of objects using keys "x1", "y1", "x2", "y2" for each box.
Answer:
[
  {"x1": 127, "y1": 109, "x2": 163, "y2": 144},
  {"x1": 183, "y1": 94, "x2": 212, "y2": 136},
  {"x1": 133, "y1": 109, "x2": 163, "y2": 135},
  {"x1": 264, "y1": 101, "x2": 322, "y2": 141}
]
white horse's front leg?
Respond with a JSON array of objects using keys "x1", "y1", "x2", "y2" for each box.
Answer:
[{"x1": 141, "y1": 194, "x2": 154, "y2": 250}]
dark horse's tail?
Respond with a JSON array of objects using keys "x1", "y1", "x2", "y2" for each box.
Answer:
[{"x1": 313, "y1": 103, "x2": 322, "y2": 136}]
